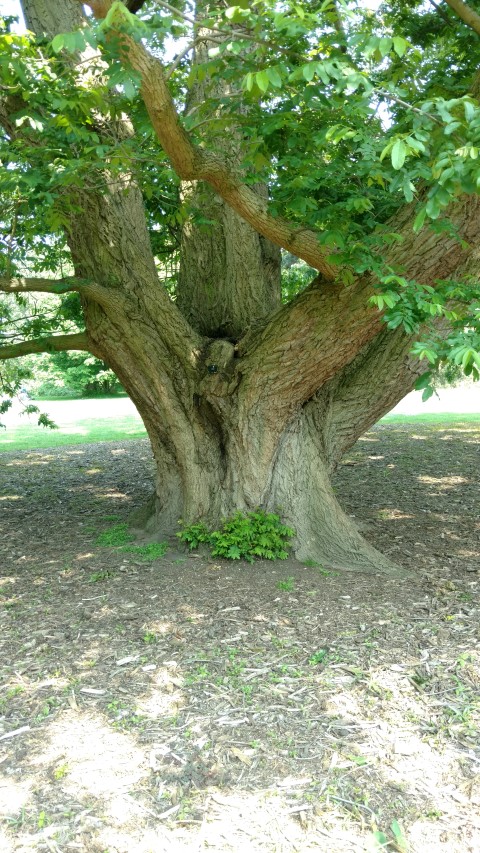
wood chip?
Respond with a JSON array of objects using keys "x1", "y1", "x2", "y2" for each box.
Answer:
[{"x1": 80, "y1": 688, "x2": 106, "y2": 695}]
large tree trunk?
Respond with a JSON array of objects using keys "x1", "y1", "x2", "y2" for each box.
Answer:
[{"x1": 16, "y1": 0, "x2": 480, "y2": 576}]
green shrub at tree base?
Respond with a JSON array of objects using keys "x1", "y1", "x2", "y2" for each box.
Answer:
[{"x1": 178, "y1": 511, "x2": 295, "y2": 563}]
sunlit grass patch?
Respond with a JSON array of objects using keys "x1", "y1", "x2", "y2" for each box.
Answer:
[{"x1": 0, "y1": 415, "x2": 146, "y2": 452}]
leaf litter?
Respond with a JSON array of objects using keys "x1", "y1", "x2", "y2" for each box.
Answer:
[{"x1": 0, "y1": 421, "x2": 478, "y2": 852}]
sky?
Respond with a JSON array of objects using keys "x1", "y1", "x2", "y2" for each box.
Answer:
[{"x1": 0, "y1": 0, "x2": 24, "y2": 29}]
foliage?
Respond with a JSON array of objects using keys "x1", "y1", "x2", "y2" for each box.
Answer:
[
  {"x1": 95, "y1": 523, "x2": 135, "y2": 547},
  {"x1": 95, "y1": 522, "x2": 167, "y2": 560},
  {"x1": 121, "y1": 541, "x2": 168, "y2": 561},
  {"x1": 281, "y1": 255, "x2": 315, "y2": 302},
  {"x1": 31, "y1": 352, "x2": 123, "y2": 398},
  {"x1": 0, "y1": 0, "x2": 480, "y2": 387},
  {"x1": 277, "y1": 576, "x2": 295, "y2": 591},
  {"x1": 178, "y1": 510, "x2": 295, "y2": 562}
]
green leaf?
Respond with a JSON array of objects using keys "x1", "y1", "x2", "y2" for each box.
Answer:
[
  {"x1": 390, "y1": 819, "x2": 409, "y2": 852},
  {"x1": 244, "y1": 72, "x2": 254, "y2": 92},
  {"x1": 266, "y1": 66, "x2": 283, "y2": 88},
  {"x1": 379, "y1": 140, "x2": 393, "y2": 162},
  {"x1": 255, "y1": 70, "x2": 269, "y2": 94},
  {"x1": 392, "y1": 36, "x2": 408, "y2": 57},
  {"x1": 123, "y1": 78, "x2": 137, "y2": 100},
  {"x1": 63, "y1": 32, "x2": 80, "y2": 53},
  {"x1": 413, "y1": 208, "x2": 427, "y2": 232},
  {"x1": 302, "y1": 63, "x2": 316, "y2": 82},
  {"x1": 379, "y1": 37, "x2": 392, "y2": 57},
  {"x1": 391, "y1": 139, "x2": 407, "y2": 170},
  {"x1": 414, "y1": 371, "x2": 432, "y2": 391},
  {"x1": 51, "y1": 34, "x2": 65, "y2": 53},
  {"x1": 227, "y1": 544, "x2": 242, "y2": 559}
]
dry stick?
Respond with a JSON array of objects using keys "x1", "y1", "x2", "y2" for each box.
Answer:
[{"x1": 0, "y1": 725, "x2": 31, "y2": 741}]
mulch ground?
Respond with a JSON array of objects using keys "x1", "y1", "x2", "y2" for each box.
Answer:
[{"x1": 0, "y1": 420, "x2": 479, "y2": 852}]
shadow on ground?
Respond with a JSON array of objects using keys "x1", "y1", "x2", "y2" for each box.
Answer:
[{"x1": 0, "y1": 424, "x2": 479, "y2": 852}]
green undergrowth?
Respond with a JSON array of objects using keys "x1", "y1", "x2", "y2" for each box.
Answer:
[
  {"x1": 178, "y1": 510, "x2": 294, "y2": 562},
  {"x1": 95, "y1": 523, "x2": 168, "y2": 562}
]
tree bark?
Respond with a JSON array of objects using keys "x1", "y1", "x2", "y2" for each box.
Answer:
[
  {"x1": 11, "y1": 0, "x2": 480, "y2": 576},
  {"x1": 176, "y1": 183, "x2": 281, "y2": 338},
  {"x1": 176, "y1": 14, "x2": 281, "y2": 339}
]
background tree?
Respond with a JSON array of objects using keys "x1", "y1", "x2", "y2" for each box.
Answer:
[{"x1": 0, "y1": 0, "x2": 479, "y2": 572}]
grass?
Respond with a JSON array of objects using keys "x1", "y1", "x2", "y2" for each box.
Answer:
[
  {"x1": 382, "y1": 412, "x2": 480, "y2": 424},
  {"x1": 0, "y1": 396, "x2": 479, "y2": 453},
  {"x1": 0, "y1": 415, "x2": 146, "y2": 452}
]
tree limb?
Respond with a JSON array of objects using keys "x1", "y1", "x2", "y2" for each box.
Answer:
[
  {"x1": 0, "y1": 332, "x2": 89, "y2": 360},
  {"x1": 0, "y1": 276, "x2": 90, "y2": 296},
  {"x1": 0, "y1": 276, "x2": 129, "y2": 313},
  {"x1": 82, "y1": 0, "x2": 337, "y2": 278},
  {"x1": 443, "y1": 0, "x2": 480, "y2": 35},
  {"x1": 235, "y1": 189, "x2": 480, "y2": 433}
]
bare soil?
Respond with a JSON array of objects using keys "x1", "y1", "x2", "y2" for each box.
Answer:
[{"x1": 0, "y1": 420, "x2": 479, "y2": 853}]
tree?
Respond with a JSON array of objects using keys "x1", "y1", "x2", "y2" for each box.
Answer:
[{"x1": 0, "y1": 0, "x2": 479, "y2": 572}]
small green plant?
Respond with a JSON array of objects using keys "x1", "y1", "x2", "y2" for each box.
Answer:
[
  {"x1": 121, "y1": 542, "x2": 168, "y2": 561},
  {"x1": 53, "y1": 763, "x2": 69, "y2": 780},
  {"x1": 88, "y1": 569, "x2": 113, "y2": 583},
  {"x1": 369, "y1": 820, "x2": 409, "y2": 853},
  {"x1": 277, "y1": 576, "x2": 295, "y2": 591},
  {"x1": 96, "y1": 523, "x2": 167, "y2": 561},
  {"x1": 37, "y1": 811, "x2": 50, "y2": 830},
  {"x1": 143, "y1": 631, "x2": 157, "y2": 644},
  {"x1": 391, "y1": 819, "x2": 409, "y2": 852},
  {"x1": 96, "y1": 523, "x2": 134, "y2": 547},
  {"x1": 7, "y1": 685, "x2": 24, "y2": 698},
  {"x1": 309, "y1": 648, "x2": 329, "y2": 665},
  {"x1": 178, "y1": 510, "x2": 294, "y2": 562},
  {"x1": 177, "y1": 521, "x2": 211, "y2": 551}
]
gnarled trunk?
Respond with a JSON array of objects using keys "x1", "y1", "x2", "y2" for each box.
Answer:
[{"x1": 14, "y1": 0, "x2": 480, "y2": 576}]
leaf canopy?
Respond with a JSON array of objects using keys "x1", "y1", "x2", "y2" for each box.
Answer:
[{"x1": 0, "y1": 0, "x2": 479, "y2": 389}]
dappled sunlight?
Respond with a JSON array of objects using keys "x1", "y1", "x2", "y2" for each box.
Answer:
[
  {"x1": 1, "y1": 422, "x2": 478, "y2": 851},
  {"x1": 142, "y1": 619, "x2": 175, "y2": 636},
  {"x1": 5, "y1": 455, "x2": 53, "y2": 466},
  {"x1": 0, "y1": 495, "x2": 21, "y2": 501},
  {"x1": 0, "y1": 775, "x2": 32, "y2": 816},
  {"x1": 418, "y1": 475, "x2": 470, "y2": 491},
  {"x1": 377, "y1": 508, "x2": 414, "y2": 520},
  {"x1": 39, "y1": 711, "x2": 147, "y2": 793},
  {"x1": 0, "y1": 576, "x2": 17, "y2": 586},
  {"x1": 95, "y1": 490, "x2": 131, "y2": 500}
]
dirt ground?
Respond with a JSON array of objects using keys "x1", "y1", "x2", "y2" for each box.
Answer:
[{"x1": 0, "y1": 420, "x2": 479, "y2": 853}]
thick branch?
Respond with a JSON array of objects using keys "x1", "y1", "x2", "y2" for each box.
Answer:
[
  {"x1": 0, "y1": 276, "x2": 129, "y2": 315},
  {"x1": 443, "y1": 0, "x2": 480, "y2": 35},
  {"x1": 324, "y1": 326, "x2": 427, "y2": 468},
  {"x1": 235, "y1": 191, "x2": 480, "y2": 432},
  {"x1": 1, "y1": 276, "x2": 89, "y2": 296},
  {"x1": 0, "y1": 332, "x2": 89, "y2": 360},
  {"x1": 235, "y1": 276, "x2": 383, "y2": 429},
  {"x1": 83, "y1": 0, "x2": 337, "y2": 278}
]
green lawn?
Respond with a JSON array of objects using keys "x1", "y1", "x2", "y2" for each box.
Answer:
[
  {"x1": 382, "y1": 412, "x2": 480, "y2": 425},
  {"x1": 0, "y1": 415, "x2": 147, "y2": 452},
  {"x1": 1, "y1": 405, "x2": 479, "y2": 453}
]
